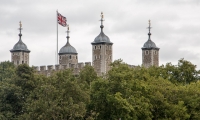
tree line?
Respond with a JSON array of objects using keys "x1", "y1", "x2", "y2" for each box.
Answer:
[{"x1": 0, "y1": 58, "x2": 200, "y2": 120}]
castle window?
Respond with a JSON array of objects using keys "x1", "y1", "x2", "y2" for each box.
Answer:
[
  {"x1": 154, "y1": 51, "x2": 157, "y2": 55},
  {"x1": 94, "y1": 46, "x2": 96, "y2": 49},
  {"x1": 22, "y1": 61, "x2": 24, "y2": 64},
  {"x1": 69, "y1": 55, "x2": 72, "y2": 59},
  {"x1": 76, "y1": 56, "x2": 77, "y2": 59},
  {"x1": 145, "y1": 51, "x2": 149, "y2": 55},
  {"x1": 100, "y1": 46, "x2": 101, "y2": 49},
  {"x1": 59, "y1": 56, "x2": 62, "y2": 60},
  {"x1": 17, "y1": 61, "x2": 19, "y2": 65},
  {"x1": 95, "y1": 55, "x2": 97, "y2": 60}
]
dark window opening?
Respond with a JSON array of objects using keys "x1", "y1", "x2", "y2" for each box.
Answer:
[{"x1": 145, "y1": 51, "x2": 149, "y2": 55}]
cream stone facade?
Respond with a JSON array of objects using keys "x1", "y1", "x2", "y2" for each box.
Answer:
[{"x1": 11, "y1": 52, "x2": 29, "y2": 65}]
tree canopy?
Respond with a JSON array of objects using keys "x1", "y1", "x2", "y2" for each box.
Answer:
[{"x1": 0, "y1": 59, "x2": 200, "y2": 119}]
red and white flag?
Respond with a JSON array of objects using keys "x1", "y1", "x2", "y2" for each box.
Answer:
[{"x1": 57, "y1": 12, "x2": 67, "y2": 27}]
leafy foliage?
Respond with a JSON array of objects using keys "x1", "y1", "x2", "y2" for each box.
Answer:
[{"x1": 0, "y1": 59, "x2": 200, "y2": 119}]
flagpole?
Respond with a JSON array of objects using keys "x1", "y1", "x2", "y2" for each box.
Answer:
[{"x1": 56, "y1": 10, "x2": 58, "y2": 64}]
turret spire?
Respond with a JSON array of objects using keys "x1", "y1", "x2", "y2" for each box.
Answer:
[
  {"x1": 66, "y1": 24, "x2": 70, "y2": 43},
  {"x1": 147, "y1": 20, "x2": 152, "y2": 40},
  {"x1": 100, "y1": 12, "x2": 104, "y2": 32},
  {"x1": 18, "y1": 21, "x2": 23, "y2": 41}
]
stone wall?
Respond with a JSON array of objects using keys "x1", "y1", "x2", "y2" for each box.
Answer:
[
  {"x1": 142, "y1": 49, "x2": 159, "y2": 67},
  {"x1": 59, "y1": 54, "x2": 78, "y2": 65},
  {"x1": 11, "y1": 52, "x2": 29, "y2": 65},
  {"x1": 33, "y1": 62, "x2": 91, "y2": 76}
]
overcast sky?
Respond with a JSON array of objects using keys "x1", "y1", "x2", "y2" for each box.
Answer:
[{"x1": 1, "y1": 0, "x2": 200, "y2": 69}]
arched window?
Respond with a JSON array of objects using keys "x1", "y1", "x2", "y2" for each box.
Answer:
[
  {"x1": 69, "y1": 55, "x2": 72, "y2": 59},
  {"x1": 100, "y1": 46, "x2": 101, "y2": 49},
  {"x1": 94, "y1": 46, "x2": 96, "y2": 49}
]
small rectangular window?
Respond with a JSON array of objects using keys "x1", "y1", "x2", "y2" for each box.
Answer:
[{"x1": 145, "y1": 51, "x2": 149, "y2": 55}]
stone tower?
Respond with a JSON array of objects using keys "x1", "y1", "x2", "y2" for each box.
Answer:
[
  {"x1": 142, "y1": 20, "x2": 160, "y2": 67},
  {"x1": 10, "y1": 21, "x2": 30, "y2": 66},
  {"x1": 91, "y1": 12, "x2": 113, "y2": 76},
  {"x1": 58, "y1": 25, "x2": 78, "y2": 66}
]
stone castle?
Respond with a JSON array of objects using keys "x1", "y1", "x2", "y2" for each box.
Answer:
[{"x1": 10, "y1": 13, "x2": 159, "y2": 76}]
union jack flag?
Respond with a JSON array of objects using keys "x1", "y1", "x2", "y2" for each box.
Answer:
[{"x1": 57, "y1": 12, "x2": 67, "y2": 27}]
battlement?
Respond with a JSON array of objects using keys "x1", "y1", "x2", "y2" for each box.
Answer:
[{"x1": 33, "y1": 62, "x2": 91, "y2": 76}]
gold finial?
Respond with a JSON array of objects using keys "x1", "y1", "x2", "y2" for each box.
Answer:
[
  {"x1": 148, "y1": 19, "x2": 151, "y2": 26},
  {"x1": 101, "y1": 12, "x2": 104, "y2": 19},
  {"x1": 19, "y1": 21, "x2": 22, "y2": 28}
]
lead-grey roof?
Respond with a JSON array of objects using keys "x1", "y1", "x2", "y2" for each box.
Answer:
[
  {"x1": 142, "y1": 39, "x2": 159, "y2": 49},
  {"x1": 92, "y1": 31, "x2": 112, "y2": 44},
  {"x1": 10, "y1": 35, "x2": 30, "y2": 52},
  {"x1": 59, "y1": 41, "x2": 77, "y2": 55}
]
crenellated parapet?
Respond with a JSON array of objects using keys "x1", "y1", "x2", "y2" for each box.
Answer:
[{"x1": 33, "y1": 62, "x2": 91, "y2": 76}]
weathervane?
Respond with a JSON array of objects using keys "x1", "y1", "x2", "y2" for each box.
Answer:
[
  {"x1": 67, "y1": 24, "x2": 69, "y2": 30},
  {"x1": 147, "y1": 19, "x2": 152, "y2": 40},
  {"x1": 100, "y1": 12, "x2": 104, "y2": 31},
  {"x1": 148, "y1": 19, "x2": 152, "y2": 32},
  {"x1": 148, "y1": 20, "x2": 151, "y2": 27},
  {"x1": 66, "y1": 24, "x2": 70, "y2": 42},
  {"x1": 18, "y1": 21, "x2": 23, "y2": 39},
  {"x1": 19, "y1": 21, "x2": 22, "y2": 28},
  {"x1": 101, "y1": 12, "x2": 104, "y2": 19},
  {"x1": 18, "y1": 21, "x2": 23, "y2": 33}
]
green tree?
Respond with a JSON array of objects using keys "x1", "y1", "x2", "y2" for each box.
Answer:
[
  {"x1": 0, "y1": 61, "x2": 15, "y2": 81},
  {"x1": 89, "y1": 60, "x2": 152, "y2": 120},
  {"x1": 22, "y1": 70, "x2": 90, "y2": 120}
]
